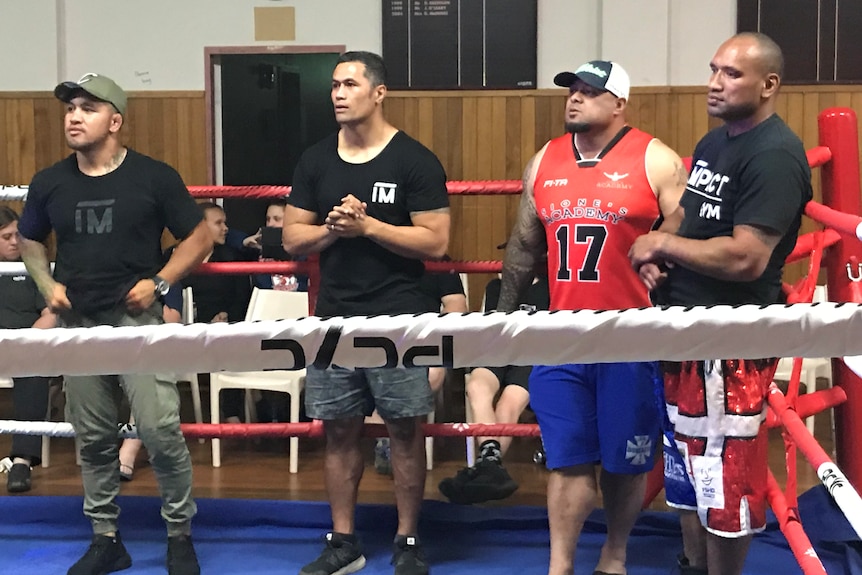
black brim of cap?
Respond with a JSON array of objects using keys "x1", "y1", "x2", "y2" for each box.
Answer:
[
  {"x1": 553, "y1": 72, "x2": 577, "y2": 87},
  {"x1": 54, "y1": 81, "x2": 84, "y2": 102}
]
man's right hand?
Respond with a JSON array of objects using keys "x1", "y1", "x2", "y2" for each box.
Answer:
[{"x1": 47, "y1": 283, "x2": 72, "y2": 312}]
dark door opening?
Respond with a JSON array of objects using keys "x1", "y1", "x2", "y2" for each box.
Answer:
[{"x1": 215, "y1": 51, "x2": 340, "y2": 236}]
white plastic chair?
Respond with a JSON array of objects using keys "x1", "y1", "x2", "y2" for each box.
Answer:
[
  {"x1": 774, "y1": 286, "x2": 833, "y2": 434},
  {"x1": 177, "y1": 287, "x2": 204, "y2": 426},
  {"x1": 210, "y1": 288, "x2": 309, "y2": 472}
]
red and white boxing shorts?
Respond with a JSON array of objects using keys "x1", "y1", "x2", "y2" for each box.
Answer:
[{"x1": 662, "y1": 358, "x2": 778, "y2": 537}]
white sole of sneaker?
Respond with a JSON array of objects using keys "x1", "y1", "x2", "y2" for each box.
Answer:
[{"x1": 333, "y1": 555, "x2": 366, "y2": 575}]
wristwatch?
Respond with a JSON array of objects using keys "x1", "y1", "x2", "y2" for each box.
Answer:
[{"x1": 152, "y1": 275, "x2": 170, "y2": 296}]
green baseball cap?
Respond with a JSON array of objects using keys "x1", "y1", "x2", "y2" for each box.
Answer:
[{"x1": 54, "y1": 73, "x2": 127, "y2": 116}]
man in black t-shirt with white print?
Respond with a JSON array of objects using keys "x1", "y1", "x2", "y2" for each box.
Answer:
[
  {"x1": 17, "y1": 73, "x2": 212, "y2": 575},
  {"x1": 629, "y1": 34, "x2": 811, "y2": 575},
  {"x1": 284, "y1": 51, "x2": 449, "y2": 575}
]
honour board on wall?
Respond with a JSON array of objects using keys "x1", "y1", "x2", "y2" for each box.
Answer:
[{"x1": 383, "y1": 0, "x2": 537, "y2": 90}]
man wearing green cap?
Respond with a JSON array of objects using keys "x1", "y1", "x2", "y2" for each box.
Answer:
[{"x1": 17, "y1": 73, "x2": 213, "y2": 575}]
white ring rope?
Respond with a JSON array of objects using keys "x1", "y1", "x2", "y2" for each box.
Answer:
[
  {"x1": 0, "y1": 185, "x2": 28, "y2": 201},
  {"x1": 2, "y1": 304, "x2": 862, "y2": 377},
  {"x1": 0, "y1": 421, "x2": 137, "y2": 439}
]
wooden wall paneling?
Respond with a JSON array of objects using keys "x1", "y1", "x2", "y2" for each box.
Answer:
[
  {"x1": 383, "y1": 97, "x2": 405, "y2": 133},
  {"x1": 781, "y1": 92, "x2": 808, "y2": 285},
  {"x1": 187, "y1": 96, "x2": 208, "y2": 185},
  {"x1": 460, "y1": 97, "x2": 478, "y2": 181},
  {"x1": 445, "y1": 97, "x2": 463, "y2": 180},
  {"x1": 125, "y1": 98, "x2": 147, "y2": 156},
  {"x1": 475, "y1": 97, "x2": 494, "y2": 180},
  {"x1": 175, "y1": 97, "x2": 195, "y2": 184},
  {"x1": 673, "y1": 92, "x2": 693, "y2": 155},
  {"x1": 653, "y1": 90, "x2": 673, "y2": 146},
  {"x1": 6, "y1": 99, "x2": 37, "y2": 185},
  {"x1": 489, "y1": 97, "x2": 507, "y2": 180},
  {"x1": 448, "y1": 194, "x2": 465, "y2": 259},
  {"x1": 0, "y1": 99, "x2": 8, "y2": 184},
  {"x1": 417, "y1": 97, "x2": 434, "y2": 150},
  {"x1": 403, "y1": 97, "x2": 420, "y2": 142},
  {"x1": 431, "y1": 97, "x2": 450, "y2": 176},
  {"x1": 504, "y1": 96, "x2": 522, "y2": 179},
  {"x1": 147, "y1": 99, "x2": 167, "y2": 162},
  {"x1": 519, "y1": 96, "x2": 536, "y2": 167},
  {"x1": 458, "y1": 95, "x2": 480, "y2": 262},
  {"x1": 162, "y1": 98, "x2": 180, "y2": 169}
]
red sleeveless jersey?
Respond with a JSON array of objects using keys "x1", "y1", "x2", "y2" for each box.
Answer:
[{"x1": 534, "y1": 128, "x2": 659, "y2": 311}]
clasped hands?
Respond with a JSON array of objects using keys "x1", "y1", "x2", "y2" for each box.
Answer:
[
  {"x1": 324, "y1": 194, "x2": 370, "y2": 238},
  {"x1": 628, "y1": 231, "x2": 672, "y2": 291}
]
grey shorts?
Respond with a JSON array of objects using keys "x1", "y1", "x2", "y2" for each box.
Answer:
[{"x1": 304, "y1": 366, "x2": 433, "y2": 420}]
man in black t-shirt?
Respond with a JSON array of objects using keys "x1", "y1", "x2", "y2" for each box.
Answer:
[
  {"x1": 17, "y1": 73, "x2": 212, "y2": 575},
  {"x1": 0, "y1": 206, "x2": 57, "y2": 494},
  {"x1": 629, "y1": 34, "x2": 812, "y2": 575},
  {"x1": 284, "y1": 51, "x2": 449, "y2": 575}
]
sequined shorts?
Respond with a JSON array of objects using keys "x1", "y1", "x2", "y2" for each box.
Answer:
[{"x1": 662, "y1": 359, "x2": 778, "y2": 537}]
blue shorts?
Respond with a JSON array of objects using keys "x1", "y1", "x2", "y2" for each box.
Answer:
[
  {"x1": 529, "y1": 362, "x2": 662, "y2": 473},
  {"x1": 304, "y1": 366, "x2": 433, "y2": 420}
]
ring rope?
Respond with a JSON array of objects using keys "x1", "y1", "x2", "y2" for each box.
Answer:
[
  {"x1": 0, "y1": 259, "x2": 505, "y2": 277},
  {"x1": 766, "y1": 471, "x2": 827, "y2": 575},
  {"x1": 0, "y1": 420, "x2": 540, "y2": 440},
  {"x1": 768, "y1": 384, "x2": 862, "y2": 539},
  {"x1": 2, "y1": 305, "x2": 862, "y2": 377}
]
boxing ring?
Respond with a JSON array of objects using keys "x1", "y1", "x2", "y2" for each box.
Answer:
[{"x1": 1, "y1": 107, "x2": 862, "y2": 574}]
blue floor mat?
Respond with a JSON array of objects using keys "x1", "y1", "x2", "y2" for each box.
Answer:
[{"x1": 0, "y1": 486, "x2": 858, "y2": 574}]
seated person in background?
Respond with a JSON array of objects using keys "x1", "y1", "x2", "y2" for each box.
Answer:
[
  {"x1": 171, "y1": 202, "x2": 252, "y2": 423},
  {"x1": 439, "y1": 260, "x2": 550, "y2": 504},
  {"x1": 235, "y1": 199, "x2": 308, "y2": 292},
  {"x1": 374, "y1": 257, "x2": 468, "y2": 475},
  {"x1": 0, "y1": 206, "x2": 57, "y2": 493}
]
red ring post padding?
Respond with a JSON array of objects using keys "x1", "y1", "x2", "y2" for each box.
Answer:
[{"x1": 819, "y1": 107, "x2": 862, "y2": 491}]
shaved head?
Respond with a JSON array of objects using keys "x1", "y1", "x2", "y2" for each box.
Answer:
[{"x1": 731, "y1": 32, "x2": 784, "y2": 78}]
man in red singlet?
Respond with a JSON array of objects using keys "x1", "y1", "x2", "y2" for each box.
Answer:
[{"x1": 496, "y1": 60, "x2": 687, "y2": 575}]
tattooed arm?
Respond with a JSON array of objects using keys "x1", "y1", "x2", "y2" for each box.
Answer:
[{"x1": 497, "y1": 145, "x2": 549, "y2": 312}]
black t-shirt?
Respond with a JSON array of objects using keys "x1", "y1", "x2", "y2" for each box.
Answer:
[
  {"x1": 288, "y1": 131, "x2": 449, "y2": 316},
  {"x1": 0, "y1": 271, "x2": 46, "y2": 329},
  {"x1": 18, "y1": 150, "x2": 204, "y2": 315},
  {"x1": 483, "y1": 277, "x2": 550, "y2": 312},
  {"x1": 419, "y1": 271, "x2": 465, "y2": 313},
  {"x1": 172, "y1": 243, "x2": 252, "y2": 323},
  {"x1": 664, "y1": 115, "x2": 812, "y2": 305}
]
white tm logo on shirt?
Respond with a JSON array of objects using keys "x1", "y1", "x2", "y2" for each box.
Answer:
[{"x1": 372, "y1": 182, "x2": 397, "y2": 204}]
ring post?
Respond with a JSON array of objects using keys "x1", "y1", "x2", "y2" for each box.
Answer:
[{"x1": 818, "y1": 107, "x2": 862, "y2": 489}]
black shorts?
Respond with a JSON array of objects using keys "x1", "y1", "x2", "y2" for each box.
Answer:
[{"x1": 484, "y1": 365, "x2": 532, "y2": 391}]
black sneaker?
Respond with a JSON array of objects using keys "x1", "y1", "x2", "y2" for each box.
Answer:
[
  {"x1": 67, "y1": 533, "x2": 132, "y2": 575},
  {"x1": 461, "y1": 459, "x2": 518, "y2": 503},
  {"x1": 676, "y1": 553, "x2": 708, "y2": 575},
  {"x1": 391, "y1": 535, "x2": 428, "y2": 575},
  {"x1": 438, "y1": 464, "x2": 476, "y2": 504},
  {"x1": 7, "y1": 462, "x2": 31, "y2": 493},
  {"x1": 167, "y1": 534, "x2": 200, "y2": 575},
  {"x1": 300, "y1": 532, "x2": 366, "y2": 575}
]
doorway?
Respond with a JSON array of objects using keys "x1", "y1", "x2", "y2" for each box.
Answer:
[{"x1": 205, "y1": 46, "x2": 343, "y2": 235}]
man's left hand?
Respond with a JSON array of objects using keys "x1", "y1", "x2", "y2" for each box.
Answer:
[
  {"x1": 125, "y1": 279, "x2": 157, "y2": 311},
  {"x1": 629, "y1": 231, "x2": 669, "y2": 269}
]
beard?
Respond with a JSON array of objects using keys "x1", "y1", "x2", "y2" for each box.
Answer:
[
  {"x1": 565, "y1": 121, "x2": 590, "y2": 134},
  {"x1": 708, "y1": 100, "x2": 759, "y2": 123}
]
